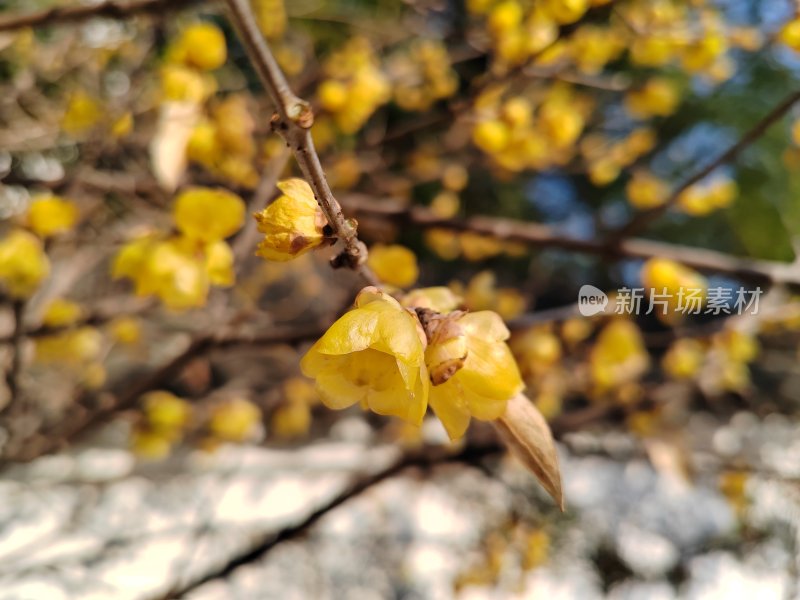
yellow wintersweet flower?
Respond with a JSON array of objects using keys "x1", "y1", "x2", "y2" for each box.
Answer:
[
  {"x1": 402, "y1": 286, "x2": 462, "y2": 313},
  {"x1": 367, "y1": 244, "x2": 419, "y2": 288},
  {"x1": 625, "y1": 78, "x2": 681, "y2": 119},
  {"x1": 112, "y1": 234, "x2": 159, "y2": 296},
  {"x1": 589, "y1": 319, "x2": 649, "y2": 393},
  {"x1": 61, "y1": 90, "x2": 102, "y2": 135},
  {"x1": 270, "y1": 401, "x2": 312, "y2": 439},
  {"x1": 145, "y1": 238, "x2": 209, "y2": 310},
  {"x1": 779, "y1": 18, "x2": 800, "y2": 51},
  {"x1": 0, "y1": 229, "x2": 50, "y2": 298},
  {"x1": 204, "y1": 239, "x2": 235, "y2": 287},
  {"x1": 641, "y1": 258, "x2": 706, "y2": 323},
  {"x1": 626, "y1": 171, "x2": 669, "y2": 210},
  {"x1": 34, "y1": 327, "x2": 102, "y2": 366},
  {"x1": 173, "y1": 187, "x2": 245, "y2": 243},
  {"x1": 426, "y1": 310, "x2": 523, "y2": 440},
  {"x1": 167, "y1": 22, "x2": 227, "y2": 71},
  {"x1": 301, "y1": 287, "x2": 429, "y2": 425},
  {"x1": 662, "y1": 338, "x2": 705, "y2": 380},
  {"x1": 160, "y1": 65, "x2": 217, "y2": 103},
  {"x1": 254, "y1": 178, "x2": 327, "y2": 262},
  {"x1": 131, "y1": 428, "x2": 173, "y2": 460},
  {"x1": 26, "y1": 195, "x2": 78, "y2": 238},
  {"x1": 109, "y1": 316, "x2": 142, "y2": 345},
  {"x1": 42, "y1": 298, "x2": 84, "y2": 327},
  {"x1": 209, "y1": 397, "x2": 262, "y2": 442},
  {"x1": 143, "y1": 390, "x2": 191, "y2": 432}
]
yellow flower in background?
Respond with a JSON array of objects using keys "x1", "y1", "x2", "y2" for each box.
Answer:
[
  {"x1": 143, "y1": 390, "x2": 191, "y2": 432},
  {"x1": 301, "y1": 287, "x2": 429, "y2": 425},
  {"x1": 641, "y1": 258, "x2": 707, "y2": 323},
  {"x1": 402, "y1": 286, "x2": 463, "y2": 313},
  {"x1": 160, "y1": 65, "x2": 217, "y2": 103},
  {"x1": 204, "y1": 239, "x2": 235, "y2": 287},
  {"x1": 590, "y1": 319, "x2": 649, "y2": 393},
  {"x1": 677, "y1": 178, "x2": 737, "y2": 216},
  {"x1": 209, "y1": 398, "x2": 262, "y2": 442},
  {"x1": 42, "y1": 298, "x2": 84, "y2": 327},
  {"x1": 27, "y1": 195, "x2": 78, "y2": 238},
  {"x1": 109, "y1": 316, "x2": 142, "y2": 345},
  {"x1": 0, "y1": 230, "x2": 50, "y2": 298},
  {"x1": 173, "y1": 187, "x2": 245, "y2": 243},
  {"x1": 252, "y1": 0, "x2": 287, "y2": 39},
  {"x1": 131, "y1": 429, "x2": 173, "y2": 460},
  {"x1": 167, "y1": 22, "x2": 227, "y2": 71},
  {"x1": 61, "y1": 90, "x2": 102, "y2": 135},
  {"x1": 427, "y1": 310, "x2": 523, "y2": 440},
  {"x1": 780, "y1": 18, "x2": 800, "y2": 51},
  {"x1": 367, "y1": 244, "x2": 419, "y2": 288},
  {"x1": 112, "y1": 234, "x2": 159, "y2": 296},
  {"x1": 35, "y1": 327, "x2": 103, "y2": 366},
  {"x1": 662, "y1": 338, "x2": 705, "y2": 379},
  {"x1": 254, "y1": 178, "x2": 327, "y2": 261},
  {"x1": 626, "y1": 171, "x2": 669, "y2": 210},
  {"x1": 625, "y1": 78, "x2": 681, "y2": 118},
  {"x1": 271, "y1": 401, "x2": 312, "y2": 439},
  {"x1": 145, "y1": 237, "x2": 209, "y2": 310}
]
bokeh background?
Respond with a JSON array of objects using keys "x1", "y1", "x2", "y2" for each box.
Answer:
[{"x1": 1, "y1": 0, "x2": 800, "y2": 598}]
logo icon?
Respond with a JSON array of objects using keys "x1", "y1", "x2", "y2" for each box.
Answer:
[{"x1": 578, "y1": 285, "x2": 608, "y2": 317}]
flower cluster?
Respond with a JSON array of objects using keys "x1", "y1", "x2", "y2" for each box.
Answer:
[
  {"x1": 187, "y1": 94, "x2": 259, "y2": 188},
  {"x1": 387, "y1": 39, "x2": 459, "y2": 112},
  {"x1": 301, "y1": 286, "x2": 523, "y2": 440},
  {"x1": 160, "y1": 22, "x2": 225, "y2": 104},
  {"x1": 317, "y1": 37, "x2": 391, "y2": 134},
  {"x1": 113, "y1": 187, "x2": 244, "y2": 309}
]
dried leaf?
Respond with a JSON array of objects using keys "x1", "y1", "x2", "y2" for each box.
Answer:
[
  {"x1": 493, "y1": 393, "x2": 564, "y2": 510},
  {"x1": 149, "y1": 101, "x2": 199, "y2": 192}
]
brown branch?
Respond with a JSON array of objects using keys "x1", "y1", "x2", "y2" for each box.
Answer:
[
  {"x1": 155, "y1": 441, "x2": 503, "y2": 599},
  {"x1": 1, "y1": 323, "x2": 327, "y2": 465},
  {"x1": 222, "y1": 0, "x2": 379, "y2": 285},
  {"x1": 341, "y1": 195, "x2": 800, "y2": 286},
  {"x1": 608, "y1": 89, "x2": 800, "y2": 242},
  {"x1": 0, "y1": 0, "x2": 200, "y2": 32},
  {"x1": 4, "y1": 300, "x2": 25, "y2": 404}
]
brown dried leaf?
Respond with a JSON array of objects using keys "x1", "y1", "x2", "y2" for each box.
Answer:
[
  {"x1": 149, "y1": 101, "x2": 199, "y2": 192},
  {"x1": 493, "y1": 393, "x2": 564, "y2": 511}
]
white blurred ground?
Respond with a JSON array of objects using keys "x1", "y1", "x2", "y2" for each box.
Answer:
[{"x1": 0, "y1": 413, "x2": 798, "y2": 600}]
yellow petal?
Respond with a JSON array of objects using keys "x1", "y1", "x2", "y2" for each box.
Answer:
[
  {"x1": 429, "y1": 382, "x2": 471, "y2": 440},
  {"x1": 173, "y1": 187, "x2": 245, "y2": 243}
]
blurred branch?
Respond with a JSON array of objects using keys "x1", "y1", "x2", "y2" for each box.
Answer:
[
  {"x1": 1, "y1": 322, "x2": 327, "y2": 464},
  {"x1": 3, "y1": 300, "x2": 25, "y2": 404},
  {"x1": 222, "y1": 0, "x2": 380, "y2": 285},
  {"x1": 156, "y1": 441, "x2": 503, "y2": 599},
  {"x1": 608, "y1": 88, "x2": 800, "y2": 242},
  {"x1": 341, "y1": 196, "x2": 800, "y2": 286},
  {"x1": 0, "y1": 0, "x2": 200, "y2": 32}
]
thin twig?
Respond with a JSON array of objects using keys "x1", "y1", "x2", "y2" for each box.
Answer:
[
  {"x1": 341, "y1": 195, "x2": 800, "y2": 286},
  {"x1": 222, "y1": 0, "x2": 379, "y2": 285},
  {"x1": 1, "y1": 323, "x2": 327, "y2": 464},
  {"x1": 608, "y1": 89, "x2": 800, "y2": 243},
  {"x1": 0, "y1": 0, "x2": 199, "y2": 32},
  {"x1": 4, "y1": 300, "x2": 26, "y2": 403}
]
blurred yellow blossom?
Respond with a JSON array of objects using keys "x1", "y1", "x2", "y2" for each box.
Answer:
[
  {"x1": 167, "y1": 22, "x2": 227, "y2": 71},
  {"x1": 590, "y1": 319, "x2": 649, "y2": 393},
  {"x1": 173, "y1": 187, "x2": 245, "y2": 243},
  {"x1": 42, "y1": 298, "x2": 84, "y2": 327},
  {"x1": 367, "y1": 244, "x2": 419, "y2": 288},
  {"x1": 210, "y1": 398, "x2": 262, "y2": 442},
  {"x1": 61, "y1": 90, "x2": 102, "y2": 135},
  {"x1": 27, "y1": 195, "x2": 78, "y2": 238},
  {"x1": 143, "y1": 390, "x2": 191, "y2": 432},
  {"x1": 0, "y1": 230, "x2": 50, "y2": 298}
]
